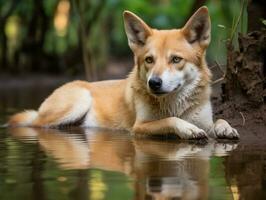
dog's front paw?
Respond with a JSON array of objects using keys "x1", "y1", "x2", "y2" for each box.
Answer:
[
  {"x1": 177, "y1": 121, "x2": 208, "y2": 140},
  {"x1": 210, "y1": 119, "x2": 239, "y2": 139}
]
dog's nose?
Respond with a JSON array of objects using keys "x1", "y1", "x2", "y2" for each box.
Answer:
[{"x1": 148, "y1": 77, "x2": 162, "y2": 91}]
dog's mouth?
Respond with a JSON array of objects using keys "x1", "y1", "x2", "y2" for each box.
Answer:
[
  {"x1": 149, "y1": 85, "x2": 182, "y2": 97},
  {"x1": 152, "y1": 91, "x2": 168, "y2": 96}
]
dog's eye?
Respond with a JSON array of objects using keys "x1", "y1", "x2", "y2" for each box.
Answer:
[
  {"x1": 171, "y1": 56, "x2": 182, "y2": 64},
  {"x1": 145, "y1": 56, "x2": 154, "y2": 64}
]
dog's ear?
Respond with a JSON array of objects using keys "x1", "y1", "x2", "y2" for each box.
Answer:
[
  {"x1": 123, "y1": 11, "x2": 152, "y2": 50},
  {"x1": 182, "y1": 6, "x2": 211, "y2": 48}
]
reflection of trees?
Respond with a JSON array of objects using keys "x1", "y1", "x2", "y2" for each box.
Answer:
[
  {"x1": 69, "y1": 170, "x2": 89, "y2": 200},
  {"x1": 225, "y1": 145, "x2": 266, "y2": 199},
  {"x1": 0, "y1": 130, "x2": 8, "y2": 186},
  {"x1": 31, "y1": 146, "x2": 47, "y2": 200},
  {"x1": 0, "y1": 134, "x2": 50, "y2": 200}
]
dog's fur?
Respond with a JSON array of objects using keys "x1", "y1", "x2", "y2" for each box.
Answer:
[{"x1": 8, "y1": 7, "x2": 239, "y2": 139}]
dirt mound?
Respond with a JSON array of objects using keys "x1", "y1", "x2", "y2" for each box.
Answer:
[
  {"x1": 213, "y1": 98, "x2": 266, "y2": 139},
  {"x1": 223, "y1": 29, "x2": 266, "y2": 104}
]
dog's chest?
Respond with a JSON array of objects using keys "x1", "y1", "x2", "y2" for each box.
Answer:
[
  {"x1": 154, "y1": 97, "x2": 193, "y2": 118},
  {"x1": 135, "y1": 88, "x2": 201, "y2": 122},
  {"x1": 136, "y1": 95, "x2": 197, "y2": 122}
]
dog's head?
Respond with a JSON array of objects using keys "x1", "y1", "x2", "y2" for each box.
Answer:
[{"x1": 123, "y1": 7, "x2": 211, "y2": 96}]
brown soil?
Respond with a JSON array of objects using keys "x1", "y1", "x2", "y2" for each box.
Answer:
[
  {"x1": 213, "y1": 97, "x2": 266, "y2": 143},
  {"x1": 224, "y1": 29, "x2": 266, "y2": 103}
]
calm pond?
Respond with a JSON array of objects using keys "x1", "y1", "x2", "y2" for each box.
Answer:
[{"x1": 0, "y1": 79, "x2": 265, "y2": 200}]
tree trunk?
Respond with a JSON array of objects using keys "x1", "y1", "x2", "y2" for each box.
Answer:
[
  {"x1": 0, "y1": 22, "x2": 8, "y2": 71},
  {"x1": 0, "y1": 0, "x2": 18, "y2": 71},
  {"x1": 74, "y1": 0, "x2": 106, "y2": 81},
  {"x1": 16, "y1": 0, "x2": 49, "y2": 73}
]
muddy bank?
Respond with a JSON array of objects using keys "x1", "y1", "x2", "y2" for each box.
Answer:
[{"x1": 213, "y1": 97, "x2": 266, "y2": 144}]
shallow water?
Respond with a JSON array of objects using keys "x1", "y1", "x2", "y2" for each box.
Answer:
[{"x1": 0, "y1": 80, "x2": 266, "y2": 200}]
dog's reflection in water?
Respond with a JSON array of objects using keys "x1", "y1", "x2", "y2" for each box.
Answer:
[{"x1": 9, "y1": 127, "x2": 238, "y2": 200}]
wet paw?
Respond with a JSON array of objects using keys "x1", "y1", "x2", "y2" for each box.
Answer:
[
  {"x1": 178, "y1": 122, "x2": 208, "y2": 140},
  {"x1": 210, "y1": 119, "x2": 239, "y2": 139}
]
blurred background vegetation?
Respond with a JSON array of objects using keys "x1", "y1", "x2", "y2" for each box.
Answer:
[{"x1": 0, "y1": 0, "x2": 247, "y2": 80}]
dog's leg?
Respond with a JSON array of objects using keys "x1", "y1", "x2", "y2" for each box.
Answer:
[
  {"x1": 183, "y1": 101, "x2": 239, "y2": 139},
  {"x1": 33, "y1": 81, "x2": 92, "y2": 127},
  {"x1": 133, "y1": 117, "x2": 207, "y2": 139},
  {"x1": 209, "y1": 119, "x2": 239, "y2": 139}
]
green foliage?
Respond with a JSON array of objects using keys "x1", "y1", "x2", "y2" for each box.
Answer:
[{"x1": 0, "y1": 0, "x2": 246, "y2": 74}]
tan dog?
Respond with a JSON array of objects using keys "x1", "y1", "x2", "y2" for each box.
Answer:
[{"x1": 8, "y1": 6, "x2": 239, "y2": 139}]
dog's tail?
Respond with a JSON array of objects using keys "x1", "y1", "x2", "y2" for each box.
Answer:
[{"x1": 8, "y1": 110, "x2": 38, "y2": 127}]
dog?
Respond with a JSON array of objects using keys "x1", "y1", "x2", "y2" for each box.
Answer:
[{"x1": 8, "y1": 6, "x2": 239, "y2": 139}]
